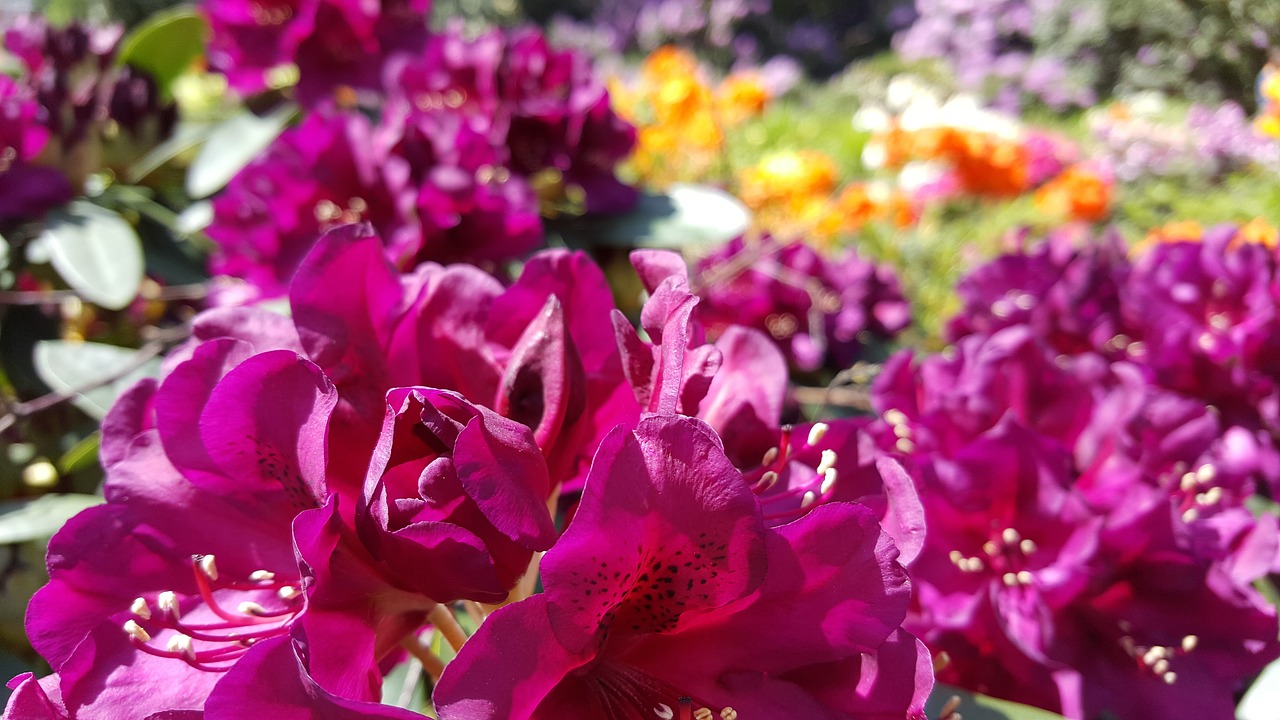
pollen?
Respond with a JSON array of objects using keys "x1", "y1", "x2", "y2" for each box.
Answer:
[
  {"x1": 131, "y1": 597, "x2": 152, "y2": 621},
  {"x1": 807, "y1": 423, "x2": 829, "y2": 446},
  {"x1": 199, "y1": 555, "x2": 219, "y2": 581}
]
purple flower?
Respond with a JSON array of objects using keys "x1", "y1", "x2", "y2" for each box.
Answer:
[
  {"x1": 0, "y1": 74, "x2": 71, "y2": 222},
  {"x1": 694, "y1": 235, "x2": 910, "y2": 373},
  {"x1": 434, "y1": 415, "x2": 933, "y2": 719},
  {"x1": 202, "y1": 0, "x2": 430, "y2": 105}
]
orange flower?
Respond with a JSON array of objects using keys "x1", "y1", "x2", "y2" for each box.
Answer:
[
  {"x1": 1237, "y1": 217, "x2": 1279, "y2": 248},
  {"x1": 738, "y1": 150, "x2": 840, "y2": 211},
  {"x1": 715, "y1": 73, "x2": 770, "y2": 125},
  {"x1": 642, "y1": 46, "x2": 700, "y2": 84},
  {"x1": 1034, "y1": 165, "x2": 1111, "y2": 222}
]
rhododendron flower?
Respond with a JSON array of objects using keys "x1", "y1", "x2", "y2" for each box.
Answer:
[
  {"x1": 434, "y1": 415, "x2": 933, "y2": 719},
  {"x1": 0, "y1": 74, "x2": 71, "y2": 222},
  {"x1": 202, "y1": 0, "x2": 429, "y2": 104},
  {"x1": 694, "y1": 235, "x2": 910, "y2": 372}
]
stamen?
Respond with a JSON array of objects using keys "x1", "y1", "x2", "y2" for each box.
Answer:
[
  {"x1": 131, "y1": 597, "x2": 152, "y2": 620},
  {"x1": 237, "y1": 601, "x2": 269, "y2": 617},
  {"x1": 1195, "y1": 464, "x2": 1216, "y2": 483},
  {"x1": 199, "y1": 555, "x2": 219, "y2": 581},
  {"x1": 800, "y1": 491, "x2": 817, "y2": 508},
  {"x1": 694, "y1": 709, "x2": 713, "y2": 720},
  {"x1": 757, "y1": 471, "x2": 778, "y2": 490},
  {"x1": 124, "y1": 620, "x2": 151, "y2": 643},
  {"x1": 1019, "y1": 539, "x2": 1037, "y2": 555},
  {"x1": 1163, "y1": 672, "x2": 1177, "y2": 684},
  {"x1": 1001, "y1": 528, "x2": 1021, "y2": 545},
  {"x1": 157, "y1": 591, "x2": 181, "y2": 618},
  {"x1": 819, "y1": 468, "x2": 838, "y2": 495},
  {"x1": 721, "y1": 709, "x2": 738, "y2": 720},
  {"x1": 761, "y1": 447, "x2": 778, "y2": 466},
  {"x1": 679, "y1": 697, "x2": 693, "y2": 720},
  {"x1": 278, "y1": 586, "x2": 301, "y2": 601},
  {"x1": 654, "y1": 703, "x2": 674, "y2": 720},
  {"x1": 1015, "y1": 570, "x2": 1033, "y2": 585},
  {"x1": 166, "y1": 634, "x2": 196, "y2": 661},
  {"x1": 816, "y1": 449, "x2": 837, "y2": 475},
  {"x1": 884, "y1": 408, "x2": 908, "y2": 425},
  {"x1": 249, "y1": 570, "x2": 276, "y2": 582},
  {"x1": 1182, "y1": 635, "x2": 1198, "y2": 652},
  {"x1": 807, "y1": 423, "x2": 829, "y2": 446}
]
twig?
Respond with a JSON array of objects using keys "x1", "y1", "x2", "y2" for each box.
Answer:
[
  {"x1": 0, "y1": 324, "x2": 190, "y2": 435},
  {"x1": 790, "y1": 384, "x2": 872, "y2": 412},
  {"x1": 428, "y1": 604, "x2": 469, "y2": 654},
  {"x1": 0, "y1": 283, "x2": 209, "y2": 306}
]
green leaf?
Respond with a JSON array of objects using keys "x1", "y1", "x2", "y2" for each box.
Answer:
[
  {"x1": 925, "y1": 684, "x2": 1068, "y2": 720},
  {"x1": 185, "y1": 104, "x2": 297, "y2": 199},
  {"x1": 58, "y1": 432, "x2": 101, "y2": 476},
  {"x1": 551, "y1": 183, "x2": 751, "y2": 249},
  {"x1": 42, "y1": 201, "x2": 145, "y2": 310},
  {"x1": 380, "y1": 657, "x2": 426, "y2": 710},
  {"x1": 116, "y1": 6, "x2": 208, "y2": 98},
  {"x1": 1239, "y1": 656, "x2": 1280, "y2": 720},
  {"x1": 33, "y1": 340, "x2": 162, "y2": 420},
  {"x1": 0, "y1": 494, "x2": 102, "y2": 544}
]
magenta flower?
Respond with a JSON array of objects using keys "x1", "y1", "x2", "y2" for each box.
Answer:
[
  {"x1": 434, "y1": 415, "x2": 932, "y2": 719},
  {"x1": 358, "y1": 387, "x2": 557, "y2": 603},
  {"x1": 0, "y1": 74, "x2": 71, "y2": 222},
  {"x1": 202, "y1": 0, "x2": 429, "y2": 104},
  {"x1": 694, "y1": 235, "x2": 910, "y2": 373},
  {"x1": 207, "y1": 111, "x2": 416, "y2": 303}
]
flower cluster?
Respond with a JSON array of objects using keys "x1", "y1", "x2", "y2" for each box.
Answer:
[
  {"x1": 736, "y1": 150, "x2": 915, "y2": 242},
  {"x1": 5, "y1": 224, "x2": 935, "y2": 719},
  {"x1": 205, "y1": 22, "x2": 637, "y2": 301},
  {"x1": 693, "y1": 234, "x2": 911, "y2": 373},
  {"x1": 1090, "y1": 98, "x2": 1280, "y2": 182},
  {"x1": 609, "y1": 46, "x2": 789, "y2": 188},
  {"x1": 0, "y1": 16, "x2": 177, "y2": 225},
  {"x1": 871, "y1": 225, "x2": 1280, "y2": 716},
  {"x1": 857, "y1": 86, "x2": 1094, "y2": 213}
]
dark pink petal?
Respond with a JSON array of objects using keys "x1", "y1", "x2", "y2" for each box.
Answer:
[
  {"x1": 434, "y1": 595, "x2": 591, "y2": 720},
  {"x1": 99, "y1": 378, "x2": 157, "y2": 469},
  {"x1": 698, "y1": 326, "x2": 786, "y2": 466},
  {"x1": 3, "y1": 673, "x2": 65, "y2": 719},
  {"x1": 875, "y1": 457, "x2": 926, "y2": 566},
  {"x1": 454, "y1": 413, "x2": 557, "y2": 549},
  {"x1": 203, "y1": 635, "x2": 425, "y2": 720},
  {"x1": 631, "y1": 502, "x2": 910, "y2": 675},
  {"x1": 541, "y1": 416, "x2": 766, "y2": 650},
  {"x1": 198, "y1": 350, "x2": 336, "y2": 507},
  {"x1": 493, "y1": 296, "x2": 586, "y2": 453},
  {"x1": 154, "y1": 338, "x2": 255, "y2": 485}
]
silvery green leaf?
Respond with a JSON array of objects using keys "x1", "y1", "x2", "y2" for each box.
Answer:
[
  {"x1": 0, "y1": 494, "x2": 102, "y2": 544},
  {"x1": 33, "y1": 340, "x2": 161, "y2": 419},
  {"x1": 186, "y1": 104, "x2": 297, "y2": 199},
  {"x1": 42, "y1": 201, "x2": 145, "y2": 310}
]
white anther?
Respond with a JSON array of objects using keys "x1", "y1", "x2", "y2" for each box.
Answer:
[
  {"x1": 1001, "y1": 528, "x2": 1021, "y2": 545},
  {"x1": 807, "y1": 423, "x2": 830, "y2": 447},
  {"x1": 950, "y1": 550, "x2": 964, "y2": 564},
  {"x1": 1179, "y1": 472, "x2": 1198, "y2": 492},
  {"x1": 1016, "y1": 571, "x2": 1033, "y2": 585},
  {"x1": 1182, "y1": 508, "x2": 1199, "y2": 522},
  {"x1": 820, "y1": 468, "x2": 838, "y2": 495},
  {"x1": 884, "y1": 408, "x2": 908, "y2": 426},
  {"x1": 983, "y1": 541, "x2": 1000, "y2": 557},
  {"x1": 1163, "y1": 672, "x2": 1177, "y2": 685},
  {"x1": 1152, "y1": 658, "x2": 1170, "y2": 675},
  {"x1": 1182, "y1": 635, "x2": 1198, "y2": 652},
  {"x1": 1002, "y1": 572, "x2": 1018, "y2": 587},
  {"x1": 157, "y1": 591, "x2": 181, "y2": 618},
  {"x1": 199, "y1": 555, "x2": 219, "y2": 581},
  {"x1": 892, "y1": 423, "x2": 912, "y2": 439},
  {"x1": 801, "y1": 491, "x2": 817, "y2": 508},
  {"x1": 278, "y1": 586, "x2": 302, "y2": 601},
  {"x1": 816, "y1": 449, "x2": 838, "y2": 475},
  {"x1": 166, "y1": 634, "x2": 195, "y2": 660},
  {"x1": 249, "y1": 570, "x2": 276, "y2": 582},
  {"x1": 1019, "y1": 539, "x2": 1037, "y2": 555},
  {"x1": 965, "y1": 557, "x2": 985, "y2": 572},
  {"x1": 761, "y1": 447, "x2": 779, "y2": 466},
  {"x1": 759, "y1": 471, "x2": 779, "y2": 489},
  {"x1": 237, "y1": 601, "x2": 269, "y2": 617},
  {"x1": 895, "y1": 438, "x2": 916, "y2": 453},
  {"x1": 123, "y1": 620, "x2": 151, "y2": 643},
  {"x1": 694, "y1": 709, "x2": 713, "y2": 720},
  {"x1": 721, "y1": 709, "x2": 738, "y2": 720},
  {"x1": 1142, "y1": 647, "x2": 1164, "y2": 666},
  {"x1": 654, "y1": 703, "x2": 674, "y2": 720},
  {"x1": 130, "y1": 597, "x2": 152, "y2": 621},
  {"x1": 1195, "y1": 464, "x2": 1216, "y2": 484},
  {"x1": 1201, "y1": 487, "x2": 1223, "y2": 505}
]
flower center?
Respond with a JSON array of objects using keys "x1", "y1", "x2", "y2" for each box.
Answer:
[
  {"x1": 742, "y1": 422, "x2": 840, "y2": 523},
  {"x1": 588, "y1": 662, "x2": 737, "y2": 720},
  {"x1": 121, "y1": 554, "x2": 303, "y2": 672}
]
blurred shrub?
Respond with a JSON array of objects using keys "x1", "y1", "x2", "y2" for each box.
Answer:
[{"x1": 897, "y1": 0, "x2": 1280, "y2": 111}]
